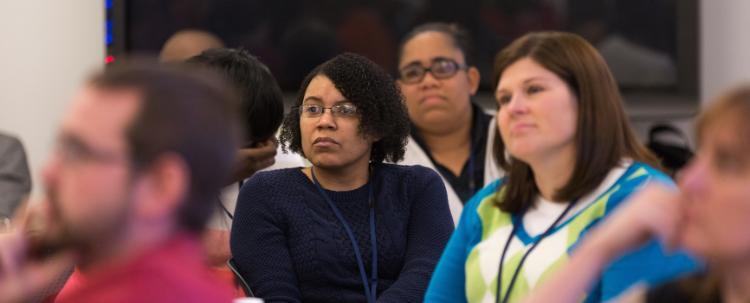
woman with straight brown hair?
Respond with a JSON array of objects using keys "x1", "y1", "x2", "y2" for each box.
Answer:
[
  {"x1": 524, "y1": 85, "x2": 750, "y2": 303},
  {"x1": 424, "y1": 31, "x2": 698, "y2": 303}
]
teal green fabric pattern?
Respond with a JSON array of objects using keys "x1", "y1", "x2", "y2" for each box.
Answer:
[{"x1": 424, "y1": 162, "x2": 698, "y2": 303}]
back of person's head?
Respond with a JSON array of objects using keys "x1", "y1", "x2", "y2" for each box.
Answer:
[
  {"x1": 187, "y1": 48, "x2": 284, "y2": 145},
  {"x1": 398, "y1": 22, "x2": 475, "y2": 67},
  {"x1": 279, "y1": 52, "x2": 410, "y2": 163},
  {"x1": 159, "y1": 29, "x2": 225, "y2": 63},
  {"x1": 90, "y1": 62, "x2": 241, "y2": 233},
  {"x1": 492, "y1": 31, "x2": 658, "y2": 213}
]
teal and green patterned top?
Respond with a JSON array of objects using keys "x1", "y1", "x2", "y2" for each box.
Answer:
[{"x1": 425, "y1": 162, "x2": 698, "y2": 303}]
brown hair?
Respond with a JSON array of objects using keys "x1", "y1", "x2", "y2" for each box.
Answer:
[
  {"x1": 90, "y1": 62, "x2": 241, "y2": 233},
  {"x1": 676, "y1": 86, "x2": 750, "y2": 303},
  {"x1": 696, "y1": 86, "x2": 750, "y2": 153},
  {"x1": 492, "y1": 31, "x2": 659, "y2": 213}
]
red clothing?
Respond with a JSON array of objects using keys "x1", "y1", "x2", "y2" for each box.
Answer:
[{"x1": 55, "y1": 234, "x2": 234, "y2": 303}]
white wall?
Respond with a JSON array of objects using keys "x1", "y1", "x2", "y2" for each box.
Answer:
[
  {"x1": 0, "y1": 1, "x2": 104, "y2": 195},
  {"x1": 700, "y1": 0, "x2": 750, "y2": 103}
]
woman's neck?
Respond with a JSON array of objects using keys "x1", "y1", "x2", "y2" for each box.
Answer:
[
  {"x1": 418, "y1": 107, "x2": 473, "y2": 153},
  {"x1": 306, "y1": 160, "x2": 370, "y2": 191},
  {"x1": 418, "y1": 109, "x2": 473, "y2": 176},
  {"x1": 528, "y1": 146, "x2": 576, "y2": 202}
]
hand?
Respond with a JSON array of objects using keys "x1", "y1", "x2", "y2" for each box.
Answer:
[
  {"x1": 0, "y1": 231, "x2": 75, "y2": 303},
  {"x1": 232, "y1": 138, "x2": 277, "y2": 183},
  {"x1": 587, "y1": 183, "x2": 684, "y2": 260},
  {"x1": 201, "y1": 229, "x2": 231, "y2": 268},
  {"x1": 521, "y1": 184, "x2": 686, "y2": 303}
]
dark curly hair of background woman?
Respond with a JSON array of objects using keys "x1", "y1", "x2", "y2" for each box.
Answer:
[{"x1": 279, "y1": 52, "x2": 410, "y2": 163}]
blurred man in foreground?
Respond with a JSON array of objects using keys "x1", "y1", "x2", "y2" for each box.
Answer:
[{"x1": 0, "y1": 63, "x2": 239, "y2": 303}]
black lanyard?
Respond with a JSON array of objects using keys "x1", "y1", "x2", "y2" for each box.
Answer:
[
  {"x1": 217, "y1": 181, "x2": 243, "y2": 220},
  {"x1": 467, "y1": 148, "x2": 476, "y2": 195},
  {"x1": 495, "y1": 199, "x2": 579, "y2": 303},
  {"x1": 422, "y1": 138, "x2": 477, "y2": 199},
  {"x1": 311, "y1": 168, "x2": 378, "y2": 303}
]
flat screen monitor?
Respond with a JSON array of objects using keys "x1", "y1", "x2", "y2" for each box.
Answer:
[{"x1": 109, "y1": 0, "x2": 698, "y2": 99}]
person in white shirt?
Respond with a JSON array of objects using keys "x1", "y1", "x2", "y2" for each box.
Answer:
[
  {"x1": 186, "y1": 48, "x2": 305, "y2": 267},
  {"x1": 396, "y1": 22, "x2": 502, "y2": 224}
]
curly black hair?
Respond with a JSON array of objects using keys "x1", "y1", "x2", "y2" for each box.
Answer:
[{"x1": 279, "y1": 53, "x2": 410, "y2": 163}]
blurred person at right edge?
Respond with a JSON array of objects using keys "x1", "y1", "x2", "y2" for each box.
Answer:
[
  {"x1": 396, "y1": 23, "x2": 502, "y2": 225},
  {"x1": 524, "y1": 86, "x2": 750, "y2": 303},
  {"x1": 423, "y1": 31, "x2": 699, "y2": 303}
]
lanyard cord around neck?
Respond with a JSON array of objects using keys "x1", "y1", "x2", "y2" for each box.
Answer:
[
  {"x1": 421, "y1": 133, "x2": 477, "y2": 198},
  {"x1": 495, "y1": 198, "x2": 579, "y2": 303},
  {"x1": 216, "y1": 181, "x2": 244, "y2": 221},
  {"x1": 467, "y1": 146, "x2": 476, "y2": 195},
  {"x1": 311, "y1": 167, "x2": 378, "y2": 303}
]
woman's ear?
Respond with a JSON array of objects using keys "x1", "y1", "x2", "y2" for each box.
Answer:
[
  {"x1": 369, "y1": 134, "x2": 383, "y2": 143},
  {"x1": 467, "y1": 66, "x2": 481, "y2": 96},
  {"x1": 132, "y1": 153, "x2": 189, "y2": 222}
]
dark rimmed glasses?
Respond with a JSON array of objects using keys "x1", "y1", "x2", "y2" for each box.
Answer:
[{"x1": 399, "y1": 58, "x2": 468, "y2": 84}]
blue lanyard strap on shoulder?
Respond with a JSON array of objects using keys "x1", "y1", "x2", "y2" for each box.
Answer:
[{"x1": 311, "y1": 167, "x2": 378, "y2": 303}]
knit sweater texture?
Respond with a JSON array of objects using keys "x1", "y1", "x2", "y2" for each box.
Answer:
[{"x1": 230, "y1": 163, "x2": 454, "y2": 302}]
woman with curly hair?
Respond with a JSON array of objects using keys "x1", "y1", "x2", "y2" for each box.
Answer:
[{"x1": 230, "y1": 53, "x2": 454, "y2": 302}]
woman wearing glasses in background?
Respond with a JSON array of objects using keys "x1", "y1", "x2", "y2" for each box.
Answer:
[
  {"x1": 230, "y1": 53, "x2": 454, "y2": 303},
  {"x1": 397, "y1": 23, "x2": 503, "y2": 225},
  {"x1": 424, "y1": 32, "x2": 698, "y2": 303}
]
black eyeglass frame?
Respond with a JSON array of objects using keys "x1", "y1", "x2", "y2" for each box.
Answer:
[{"x1": 398, "y1": 58, "x2": 469, "y2": 84}]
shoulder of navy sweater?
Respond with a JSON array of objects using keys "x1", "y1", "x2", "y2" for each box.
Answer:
[
  {"x1": 238, "y1": 167, "x2": 307, "y2": 201},
  {"x1": 237, "y1": 164, "x2": 442, "y2": 198},
  {"x1": 243, "y1": 167, "x2": 305, "y2": 186},
  {"x1": 374, "y1": 163, "x2": 442, "y2": 186}
]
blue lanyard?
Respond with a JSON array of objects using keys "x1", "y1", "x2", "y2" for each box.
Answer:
[{"x1": 311, "y1": 168, "x2": 378, "y2": 303}]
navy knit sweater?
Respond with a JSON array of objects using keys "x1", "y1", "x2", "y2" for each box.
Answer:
[{"x1": 230, "y1": 163, "x2": 454, "y2": 303}]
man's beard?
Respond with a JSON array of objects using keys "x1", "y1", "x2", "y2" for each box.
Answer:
[{"x1": 29, "y1": 188, "x2": 132, "y2": 262}]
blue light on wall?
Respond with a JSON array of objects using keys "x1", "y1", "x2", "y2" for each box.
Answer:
[
  {"x1": 105, "y1": 0, "x2": 115, "y2": 62},
  {"x1": 106, "y1": 20, "x2": 113, "y2": 45}
]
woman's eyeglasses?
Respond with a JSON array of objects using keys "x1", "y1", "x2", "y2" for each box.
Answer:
[
  {"x1": 399, "y1": 58, "x2": 468, "y2": 84},
  {"x1": 297, "y1": 103, "x2": 359, "y2": 118}
]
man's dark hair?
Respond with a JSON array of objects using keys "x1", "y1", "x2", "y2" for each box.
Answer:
[
  {"x1": 397, "y1": 22, "x2": 475, "y2": 66},
  {"x1": 187, "y1": 48, "x2": 284, "y2": 145},
  {"x1": 90, "y1": 62, "x2": 241, "y2": 233},
  {"x1": 279, "y1": 53, "x2": 410, "y2": 163}
]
